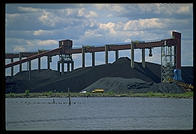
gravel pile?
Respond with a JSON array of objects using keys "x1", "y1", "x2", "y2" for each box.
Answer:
[{"x1": 5, "y1": 57, "x2": 193, "y2": 93}]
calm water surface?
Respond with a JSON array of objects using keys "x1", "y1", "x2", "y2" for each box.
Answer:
[{"x1": 6, "y1": 97, "x2": 193, "y2": 130}]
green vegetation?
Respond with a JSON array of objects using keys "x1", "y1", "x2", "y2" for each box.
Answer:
[
  {"x1": 8, "y1": 92, "x2": 16, "y2": 97},
  {"x1": 5, "y1": 91, "x2": 193, "y2": 98},
  {"x1": 25, "y1": 90, "x2": 30, "y2": 97}
]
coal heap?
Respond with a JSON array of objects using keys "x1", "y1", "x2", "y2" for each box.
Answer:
[
  {"x1": 5, "y1": 57, "x2": 193, "y2": 93},
  {"x1": 82, "y1": 77, "x2": 185, "y2": 93}
]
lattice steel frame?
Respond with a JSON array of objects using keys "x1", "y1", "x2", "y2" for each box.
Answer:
[{"x1": 161, "y1": 41, "x2": 175, "y2": 82}]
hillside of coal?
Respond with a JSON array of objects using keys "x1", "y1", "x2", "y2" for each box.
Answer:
[
  {"x1": 5, "y1": 57, "x2": 193, "y2": 93},
  {"x1": 82, "y1": 77, "x2": 185, "y2": 93}
]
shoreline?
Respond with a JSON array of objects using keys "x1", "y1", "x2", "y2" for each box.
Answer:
[{"x1": 5, "y1": 91, "x2": 193, "y2": 99}]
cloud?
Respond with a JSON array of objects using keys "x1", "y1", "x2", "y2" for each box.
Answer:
[
  {"x1": 5, "y1": 4, "x2": 193, "y2": 68},
  {"x1": 86, "y1": 11, "x2": 98, "y2": 18},
  {"x1": 78, "y1": 8, "x2": 85, "y2": 16},
  {"x1": 123, "y1": 18, "x2": 165, "y2": 31},
  {"x1": 94, "y1": 4, "x2": 124, "y2": 12},
  {"x1": 38, "y1": 40, "x2": 58, "y2": 46},
  {"x1": 18, "y1": 6, "x2": 41, "y2": 12},
  {"x1": 13, "y1": 46, "x2": 26, "y2": 52},
  {"x1": 99, "y1": 22, "x2": 117, "y2": 34},
  {"x1": 84, "y1": 30, "x2": 102, "y2": 38},
  {"x1": 38, "y1": 10, "x2": 57, "y2": 27},
  {"x1": 6, "y1": 13, "x2": 20, "y2": 19},
  {"x1": 176, "y1": 5, "x2": 191, "y2": 14},
  {"x1": 33, "y1": 29, "x2": 54, "y2": 36},
  {"x1": 26, "y1": 39, "x2": 58, "y2": 46}
]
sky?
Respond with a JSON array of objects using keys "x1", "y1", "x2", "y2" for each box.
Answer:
[{"x1": 5, "y1": 3, "x2": 193, "y2": 76}]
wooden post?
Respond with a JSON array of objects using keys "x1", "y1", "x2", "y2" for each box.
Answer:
[{"x1": 68, "y1": 88, "x2": 71, "y2": 105}]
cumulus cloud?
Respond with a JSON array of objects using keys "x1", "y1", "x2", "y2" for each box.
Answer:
[
  {"x1": 5, "y1": 4, "x2": 193, "y2": 67},
  {"x1": 33, "y1": 29, "x2": 54, "y2": 36},
  {"x1": 38, "y1": 40, "x2": 58, "y2": 46},
  {"x1": 99, "y1": 22, "x2": 116, "y2": 34},
  {"x1": 18, "y1": 6, "x2": 41, "y2": 12},
  {"x1": 86, "y1": 11, "x2": 98, "y2": 18},
  {"x1": 94, "y1": 4, "x2": 124, "y2": 12},
  {"x1": 26, "y1": 39, "x2": 58, "y2": 46},
  {"x1": 6, "y1": 13, "x2": 20, "y2": 19},
  {"x1": 123, "y1": 18, "x2": 165, "y2": 31},
  {"x1": 13, "y1": 46, "x2": 26, "y2": 52},
  {"x1": 176, "y1": 5, "x2": 191, "y2": 14},
  {"x1": 38, "y1": 10, "x2": 57, "y2": 27}
]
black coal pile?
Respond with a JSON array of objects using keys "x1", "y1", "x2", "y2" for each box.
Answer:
[
  {"x1": 82, "y1": 77, "x2": 185, "y2": 93},
  {"x1": 5, "y1": 57, "x2": 193, "y2": 93}
]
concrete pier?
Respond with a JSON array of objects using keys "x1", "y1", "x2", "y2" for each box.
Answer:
[
  {"x1": 115, "y1": 50, "x2": 119, "y2": 61},
  {"x1": 142, "y1": 48, "x2": 145, "y2": 68},
  {"x1": 11, "y1": 58, "x2": 13, "y2": 76},
  {"x1": 131, "y1": 44, "x2": 134, "y2": 68},
  {"x1": 82, "y1": 46, "x2": 85, "y2": 68},
  {"x1": 105, "y1": 45, "x2": 108, "y2": 64},
  {"x1": 92, "y1": 51, "x2": 95, "y2": 66}
]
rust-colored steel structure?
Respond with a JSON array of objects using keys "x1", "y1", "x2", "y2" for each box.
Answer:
[{"x1": 5, "y1": 31, "x2": 181, "y2": 77}]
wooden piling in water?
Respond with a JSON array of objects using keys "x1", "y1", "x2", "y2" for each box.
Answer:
[{"x1": 68, "y1": 88, "x2": 71, "y2": 105}]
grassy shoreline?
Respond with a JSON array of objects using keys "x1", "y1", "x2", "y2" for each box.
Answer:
[{"x1": 5, "y1": 91, "x2": 193, "y2": 99}]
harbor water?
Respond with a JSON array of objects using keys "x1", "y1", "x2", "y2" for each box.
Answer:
[{"x1": 6, "y1": 97, "x2": 193, "y2": 130}]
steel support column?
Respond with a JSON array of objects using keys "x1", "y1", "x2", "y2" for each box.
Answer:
[
  {"x1": 105, "y1": 45, "x2": 108, "y2": 64},
  {"x1": 172, "y1": 32, "x2": 181, "y2": 69},
  {"x1": 82, "y1": 46, "x2": 85, "y2": 68},
  {"x1": 11, "y1": 58, "x2": 14, "y2": 76},
  {"x1": 57, "y1": 62, "x2": 60, "y2": 72},
  {"x1": 57, "y1": 62, "x2": 60, "y2": 75},
  {"x1": 19, "y1": 53, "x2": 22, "y2": 72},
  {"x1": 115, "y1": 50, "x2": 119, "y2": 61},
  {"x1": 28, "y1": 60, "x2": 31, "y2": 80},
  {"x1": 131, "y1": 44, "x2": 134, "y2": 68},
  {"x1": 62, "y1": 63, "x2": 64, "y2": 74},
  {"x1": 38, "y1": 57, "x2": 41, "y2": 71},
  {"x1": 67, "y1": 63, "x2": 70, "y2": 72},
  {"x1": 71, "y1": 62, "x2": 74, "y2": 71},
  {"x1": 142, "y1": 48, "x2": 145, "y2": 68},
  {"x1": 47, "y1": 56, "x2": 50, "y2": 70},
  {"x1": 92, "y1": 51, "x2": 95, "y2": 66}
]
